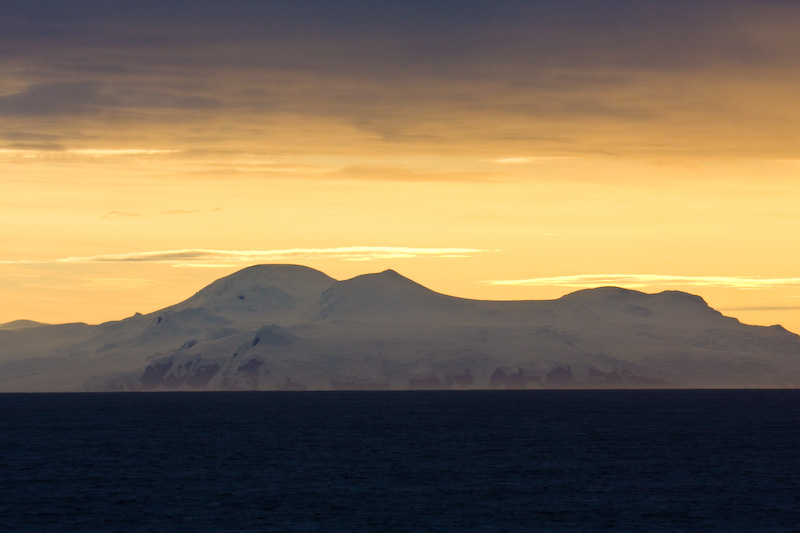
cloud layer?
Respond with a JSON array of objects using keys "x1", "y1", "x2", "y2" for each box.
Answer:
[
  {"x1": 487, "y1": 274, "x2": 800, "y2": 290},
  {"x1": 3, "y1": 1, "x2": 800, "y2": 161},
  {"x1": 58, "y1": 247, "x2": 491, "y2": 266}
]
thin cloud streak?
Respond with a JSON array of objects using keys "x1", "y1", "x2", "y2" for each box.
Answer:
[
  {"x1": 721, "y1": 306, "x2": 800, "y2": 312},
  {"x1": 482, "y1": 157, "x2": 574, "y2": 164},
  {"x1": 59, "y1": 247, "x2": 492, "y2": 266},
  {"x1": 80, "y1": 277, "x2": 157, "y2": 290},
  {"x1": 0, "y1": 148, "x2": 178, "y2": 158},
  {"x1": 486, "y1": 274, "x2": 800, "y2": 290},
  {"x1": 103, "y1": 211, "x2": 143, "y2": 218}
]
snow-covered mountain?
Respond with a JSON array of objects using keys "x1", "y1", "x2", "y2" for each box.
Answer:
[{"x1": 1, "y1": 264, "x2": 799, "y2": 391}]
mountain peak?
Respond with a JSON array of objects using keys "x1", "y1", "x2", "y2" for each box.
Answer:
[
  {"x1": 166, "y1": 264, "x2": 336, "y2": 322},
  {"x1": 0, "y1": 319, "x2": 50, "y2": 331},
  {"x1": 558, "y1": 286, "x2": 647, "y2": 303},
  {"x1": 654, "y1": 289, "x2": 709, "y2": 305},
  {"x1": 195, "y1": 264, "x2": 334, "y2": 293},
  {"x1": 366, "y1": 268, "x2": 416, "y2": 283},
  {"x1": 555, "y1": 285, "x2": 725, "y2": 323},
  {"x1": 215, "y1": 264, "x2": 332, "y2": 284},
  {"x1": 339, "y1": 268, "x2": 431, "y2": 290},
  {"x1": 311, "y1": 268, "x2": 451, "y2": 321},
  {"x1": 559, "y1": 286, "x2": 712, "y2": 308}
]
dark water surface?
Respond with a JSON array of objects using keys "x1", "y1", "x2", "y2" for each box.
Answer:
[{"x1": 1, "y1": 390, "x2": 799, "y2": 531}]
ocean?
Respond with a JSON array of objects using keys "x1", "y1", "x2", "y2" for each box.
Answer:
[{"x1": 1, "y1": 390, "x2": 799, "y2": 531}]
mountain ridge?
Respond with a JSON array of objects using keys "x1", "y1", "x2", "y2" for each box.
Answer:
[{"x1": 1, "y1": 264, "x2": 798, "y2": 391}]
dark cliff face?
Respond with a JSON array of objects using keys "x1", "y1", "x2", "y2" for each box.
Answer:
[{"x1": 140, "y1": 358, "x2": 221, "y2": 390}]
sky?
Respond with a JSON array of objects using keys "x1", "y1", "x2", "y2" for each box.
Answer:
[{"x1": 2, "y1": 1, "x2": 800, "y2": 332}]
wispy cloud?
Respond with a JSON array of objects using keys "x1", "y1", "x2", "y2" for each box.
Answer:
[
  {"x1": 0, "y1": 82, "x2": 221, "y2": 117},
  {"x1": 101, "y1": 208, "x2": 222, "y2": 218},
  {"x1": 58, "y1": 247, "x2": 492, "y2": 266},
  {"x1": 720, "y1": 306, "x2": 800, "y2": 312},
  {"x1": 486, "y1": 274, "x2": 800, "y2": 290},
  {"x1": 103, "y1": 211, "x2": 143, "y2": 218},
  {"x1": 481, "y1": 157, "x2": 573, "y2": 164},
  {"x1": 0, "y1": 148, "x2": 178, "y2": 157},
  {"x1": 70, "y1": 149, "x2": 179, "y2": 156},
  {"x1": 80, "y1": 277, "x2": 157, "y2": 290},
  {"x1": 0, "y1": 82, "x2": 106, "y2": 117},
  {"x1": 158, "y1": 209, "x2": 202, "y2": 215}
]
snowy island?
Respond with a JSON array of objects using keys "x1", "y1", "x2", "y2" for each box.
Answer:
[{"x1": 1, "y1": 264, "x2": 799, "y2": 391}]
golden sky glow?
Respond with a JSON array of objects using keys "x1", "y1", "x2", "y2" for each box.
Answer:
[{"x1": 2, "y1": 2, "x2": 800, "y2": 332}]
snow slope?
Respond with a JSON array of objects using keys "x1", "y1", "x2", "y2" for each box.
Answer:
[{"x1": 1, "y1": 265, "x2": 798, "y2": 391}]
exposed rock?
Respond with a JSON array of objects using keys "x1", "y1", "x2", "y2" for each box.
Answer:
[{"x1": 544, "y1": 365, "x2": 575, "y2": 388}]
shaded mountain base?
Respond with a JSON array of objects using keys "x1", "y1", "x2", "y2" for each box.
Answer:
[
  {"x1": 99, "y1": 358, "x2": 675, "y2": 391},
  {"x1": 489, "y1": 365, "x2": 674, "y2": 390}
]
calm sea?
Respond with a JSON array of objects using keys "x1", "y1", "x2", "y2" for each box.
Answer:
[{"x1": 1, "y1": 390, "x2": 799, "y2": 532}]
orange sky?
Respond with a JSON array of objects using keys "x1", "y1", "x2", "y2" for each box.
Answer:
[{"x1": 2, "y1": 2, "x2": 799, "y2": 332}]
